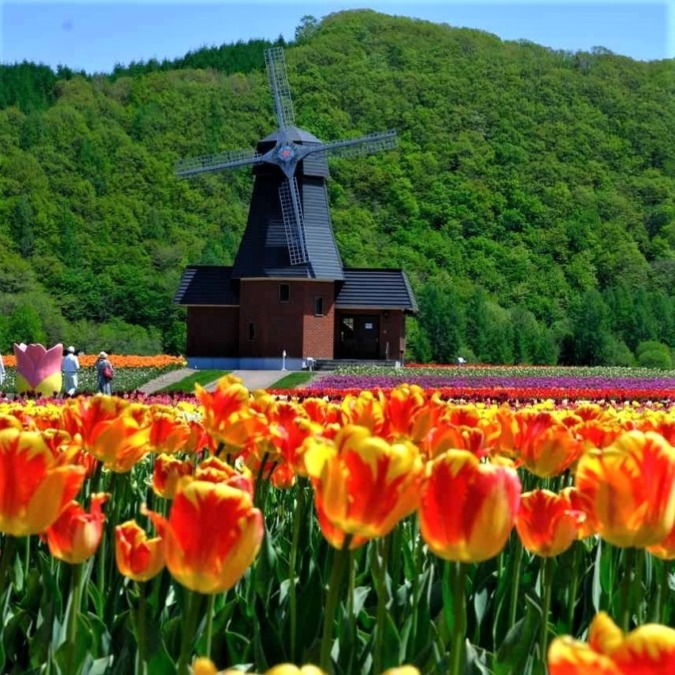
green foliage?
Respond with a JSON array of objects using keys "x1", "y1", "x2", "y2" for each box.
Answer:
[
  {"x1": 0, "y1": 11, "x2": 674, "y2": 361},
  {"x1": 5, "y1": 305, "x2": 47, "y2": 347},
  {"x1": 635, "y1": 340, "x2": 672, "y2": 369}
]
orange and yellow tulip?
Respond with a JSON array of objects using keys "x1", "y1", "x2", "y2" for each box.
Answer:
[
  {"x1": 575, "y1": 431, "x2": 675, "y2": 548},
  {"x1": 115, "y1": 518, "x2": 166, "y2": 582},
  {"x1": 61, "y1": 396, "x2": 150, "y2": 473},
  {"x1": 45, "y1": 493, "x2": 108, "y2": 564},
  {"x1": 304, "y1": 425, "x2": 423, "y2": 549},
  {"x1": 195, "y1": 376, "x2": 267, "y2": 453},
  {"x1": 146, "y1": 406, "x2": 194, "y2": 455},
  {"x1": 647, "y1": 518, "x2": 675, "y2": 560},
  {"x1": 148, "y1": 477, "x2": 263, "y2": 594},
  {"x1": 419, "y1": 450, "x2": 521, "y2": 563},
  {"x1": 515, "y1": 489, "x2": 586, "y2": 557},
  {"x1": 152, "y1": 454, "x2": 194, "y2": 499},
  {"x1": 0, "y1": 428, "x2": 86, "y2": 536},
  {"x1": 517, "y1": 412, "x2": 584, "y2": 478},
  {"x1": 220, "y1": 665, "x2": 326, "y2": 675},
  {"x1": 548, "y1": 611, "x2": 675, "y2": 674},
  {"x1": 195, "y1": 456, "x2": 254, "y2": 496}
]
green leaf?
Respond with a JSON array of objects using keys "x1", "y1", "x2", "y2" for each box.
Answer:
[
  {"x1": 494, "y1": 595, "x2": 540, "y2": 675},
  {"x1": 54, "y1": 614, "x2": 94, "y2": 675}
]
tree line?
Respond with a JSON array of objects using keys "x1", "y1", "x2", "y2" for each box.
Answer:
[{"x1": 0, "y1": 10, "x2": 673, "y2": 365}]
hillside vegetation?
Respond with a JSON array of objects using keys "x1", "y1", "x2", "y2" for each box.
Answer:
[{"x1": 0, "y1": 10, "x2": 673, "y2": 366}]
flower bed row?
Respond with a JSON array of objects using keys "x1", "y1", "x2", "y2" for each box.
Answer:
[
  {"x1": 292, "y1": 366, "x2": 675, "y2": 402},
  {"x1": 1, "y1": 353, "x2": 186, "y2": 369},
  {"x1": 0, "y1": 376, "x2": 673, "y2": 674}
]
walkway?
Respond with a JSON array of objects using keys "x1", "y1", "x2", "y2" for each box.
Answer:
[{"x1": 138, "y1": 368, "x2": 290, "y2": 395}]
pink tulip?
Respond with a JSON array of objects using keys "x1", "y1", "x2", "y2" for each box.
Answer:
[{"x1": 14, "y1": 343, "x2": 64, "y2": 395}]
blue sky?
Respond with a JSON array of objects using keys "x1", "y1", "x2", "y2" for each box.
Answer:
[{"x1": 1, "y1": 1, "x2": 672, "y2": 74}]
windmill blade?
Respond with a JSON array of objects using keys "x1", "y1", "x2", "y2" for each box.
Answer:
[
  {"x1": 278, "y1": 176, "x2": 309, "y2": 265},
  {"x1": 308, "y1": 130, "x2": 398, "y2": 160},
  {"x1": 175, "y1": 147, "x2": 263, "y2": 177},
  {"x1": 265, "y1": 47, "x2": 295, "y2": 130}
]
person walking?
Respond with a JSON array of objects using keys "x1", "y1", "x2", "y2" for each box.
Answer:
[
  {"x1": 62, "y1": 346, "x2": 80, "y2": 396},
  {"x1": 0, "y1": 352, "x2": 5, "y2": 388},
  {"x1": 96, "y1": 352, "x2": 114, "y2": 395}
]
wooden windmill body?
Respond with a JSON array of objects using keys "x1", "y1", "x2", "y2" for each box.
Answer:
[{"x1": 174, "y1": 48, "x2": 417, "y2": 369}]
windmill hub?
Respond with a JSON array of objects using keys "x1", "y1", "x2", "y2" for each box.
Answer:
[{"x1": 276, "y1": 143, "x2": 296, "y2": 163}]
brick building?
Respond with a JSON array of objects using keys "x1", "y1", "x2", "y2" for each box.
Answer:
[{"x1": 173, "y1": 48, "x2": 417, "y2": 369}]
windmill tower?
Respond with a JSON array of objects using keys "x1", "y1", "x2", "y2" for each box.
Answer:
[{"x1": 174, "y1": 47, "x2": 417, "y2": 368}]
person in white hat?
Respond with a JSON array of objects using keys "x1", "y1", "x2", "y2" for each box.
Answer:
[
  {"x1": 62, "y1": 346, "x2": 80, "y2": 396},
  {"x1": 96, "y1": 351, "x2": 114, "y2": 395}
]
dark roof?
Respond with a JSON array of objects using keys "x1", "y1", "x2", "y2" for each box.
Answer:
[
  {"x1": 232, "y1": 175, "x2": 344, "y2": 280},
  {"x1": 335, "y1": 269, "x2": 418, "y2": 313},
  {"x1": 260, "y1": 126, "x2": 322, "y2": 144},
  {"x1": 173, "y1": 266, "x2": 240, "y2": 306}
]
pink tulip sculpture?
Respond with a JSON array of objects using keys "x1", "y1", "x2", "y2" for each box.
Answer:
[{"x1": 14, "y1": 343, "x2": 63, "y2": 396}]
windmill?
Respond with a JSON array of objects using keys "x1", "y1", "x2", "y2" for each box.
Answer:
[{"x1": 175, "y1": 46, "x2": 397, "y2": 276}]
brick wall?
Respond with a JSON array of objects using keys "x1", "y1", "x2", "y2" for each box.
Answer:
[
  {"x1": 239, "y1": 280, "x2": 335, "y2": 359},
  {"x1": 187, "y1": 307, "x2": 239, "y2": 356}
]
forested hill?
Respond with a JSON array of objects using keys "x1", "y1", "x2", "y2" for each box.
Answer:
[{"x1": 1, "y1": 10, "x2": 674, "y2": 366}]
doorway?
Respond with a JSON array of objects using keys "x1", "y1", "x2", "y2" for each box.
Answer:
[{"x1": 338, "y1": 315, "x2": 380, "y2": 359}]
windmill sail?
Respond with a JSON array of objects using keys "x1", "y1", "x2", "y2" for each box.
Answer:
[{"x1": 265, "y1": 46, "x2": 295, "y2": 130}]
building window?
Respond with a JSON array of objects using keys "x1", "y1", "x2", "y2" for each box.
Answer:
[
  {"x1": 314, "y1": 296, "x2": 325, "y2": 316},
  {"x1": 248, "y1": 322, "x2": 255, "y2": 340},
  {"x1": 279, "y1": 284, "x2": 290, "y2": 302}
]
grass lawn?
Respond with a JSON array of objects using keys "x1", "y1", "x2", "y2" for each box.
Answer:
[
  {"x1": 269, "y1": 371, "x2": 316, "y2": 389},
  {"x1": 157, "y1": 369, "x2": 229, "y2": 393}
]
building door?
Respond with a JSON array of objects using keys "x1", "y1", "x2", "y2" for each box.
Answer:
[{"x1": 338, "y1": 315, "x2": 379, "y2": 359}]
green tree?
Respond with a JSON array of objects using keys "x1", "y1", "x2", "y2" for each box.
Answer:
[
  {"x1": 417, "y1": 281, "x2": 464, "y2": 363},
  {"x1": 572, "y1": 289, "x2": 613, "y2": 365},
  {"x1": 6, "y1": 305, "x2": 47, "y2": 346}
]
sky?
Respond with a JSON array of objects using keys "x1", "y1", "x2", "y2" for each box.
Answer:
[{"x1": 0, "y1": 0, "x2": 672, "y2": 74}]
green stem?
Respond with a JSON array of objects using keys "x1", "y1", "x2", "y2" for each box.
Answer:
[
  {"x1": 566, "y1": 541, "x2": 582, "y2": 633},
  {"x1": 410, "y1": 517, "x2": 422, "y2": 656},
  {"x1": 289, "y1": 478, "x2": 305, "y2": 662},
  {"x1": 662, "y1": 560, "x2": 671, "y2": 624},
  {"x1": 204, "y1": 593, "x2": 216, "y2": 660},
  {"x1": 449, "y1": 561, "x2": 467, "y2": 675},
  {"x1": 0, "y1": 535, "x2": 17, "y2": 602},
  {"x1": 135, "y1": 582, "x2": 148, "y2": 675},
  {"x1": 319, "y1": 536, "x2": 352, "y2": 673},
  {"x1": 539, "y1": 556, "x2": 554, "y2": 664},
  {"x1": 634, "y1": 548, "x2": 645, "y2": 624},
  {"x1": 373, "y1": 535, "x2": 391, "y2": 675},
  {"x1": 620, "y1": 547, "x2": 636, "y2": 631},
  {"x1": 253, "y1": 452, "x2": 270, "y2": 508},
  {"x1": 508, "y1": 537, "x2": 524, "y2": 628},
  {"x1": 177, "y1": 590, "x2": 203, "y2": 675},
  {"x1": 67, "y1": 564, "x2": 83, "y2": 675}
]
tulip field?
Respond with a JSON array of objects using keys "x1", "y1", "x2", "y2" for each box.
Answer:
[{"x1": 0, "y1": 363, "x2": 674, "y2": 675}]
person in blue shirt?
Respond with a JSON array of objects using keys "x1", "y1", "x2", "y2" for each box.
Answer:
[{"x1": 96, "y1": 352, "x2": 114, "y2": 395}]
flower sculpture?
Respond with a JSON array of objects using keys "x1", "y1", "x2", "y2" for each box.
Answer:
[{"x1": 13, "y1": 343, "x2": 63, "y2": 397}]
